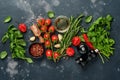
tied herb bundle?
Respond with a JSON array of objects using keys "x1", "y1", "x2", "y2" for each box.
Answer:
[{"x1": 87, "y1": 15, "x2": 115, "y2": 63}]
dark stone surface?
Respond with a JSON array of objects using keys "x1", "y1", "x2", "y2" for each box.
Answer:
[{"x1": 0, "y1": 0, "x2": 120, "y2": 80}]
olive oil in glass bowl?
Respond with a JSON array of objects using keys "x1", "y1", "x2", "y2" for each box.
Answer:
[{"x1": 54, "y1": 16, "x2": 70, "y2": 33}]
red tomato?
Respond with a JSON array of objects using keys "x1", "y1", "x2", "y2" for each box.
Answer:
[
  {"x1": 45, "y1": 19, "x2": 51, "y2": 26},
  {"x1": 46, "y1": 49, "x2": 53, "y2": 58},
  {"x1": 40, "y1": 25, "x2": 47, "y2": 32},
  {"x1": 66, "y1": 47, "x2": 75, "y2": 57},
  {"x1": 44, "y1": 33, "x2": 50, "y2": 40},
  {"x1": 51, "y1": 35, "x2": 58, "y2": 43},
  {"x1": 48, "y1": 26, "x2": 55, "y2": 33},
  {"x1": 37, "y1": 18, "x2": 45, "y2": 26},
  {"x1": 45, "y1": 40, "x2": 51, "y2": 48},
  {"x1": 53, "y1": 52, "x2": 60, "y2": 59},
  {"x1": 72, "y1": 36, "x2": 81, "y2": 46},
  {"x1": 18, "y1": 23, "x2": 27, "y2": 33}
]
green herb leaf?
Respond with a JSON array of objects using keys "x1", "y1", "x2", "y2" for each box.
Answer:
[
  {"x1": 1, "y1": 32, "x2": 9, "y2": 43},
  {"x1": 85, "y1": 16, "x2": 93, "y2": 23},
  {"x1": 47, "y1": 11, "x2": 55, "y2": 18},
  {"x1": 87, "y1": 15, "x2": 115, "y2": 63},
  {"x1": 0, "y1": 51, "x2": 8, "y2": 59},
  {"x1": 16, "y1": 39, "x2": 26, "y2": 46},
  {"x1": 4, "y1": 16, "x2": 12, "y2": 23},
  {"x1": 106, "y1": 14, "x2": 113, "y2": 22},
  {"x1": 25, "y1": 58, "x2": 33, "y2": 63}
]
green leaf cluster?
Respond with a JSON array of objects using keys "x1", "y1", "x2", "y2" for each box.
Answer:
[
  {"x1": 1, "y1": 25, "x2": 33, "y2": 63},
  {"x1": 87, "y1": 15, "x2": 115, "y2": 62},
  {"x1": 0, "y1": 51, "x2": 8, "y2": 59}
]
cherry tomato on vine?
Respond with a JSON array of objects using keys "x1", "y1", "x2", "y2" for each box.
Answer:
[
  {"x1": 46, "y1": 49, "x2": 53, "y2": 58},
  {"x1": 51, "y1": 35, "x2": 58, "y2": 43},
  {"x1": 44, "y1": 33, "x2": 50, "y2": 40},
  {"x1": 36, "y1": 18, "x2": 45, "y2": 26},
  {"x1": 48, "y1": 25, "x2": 55, "y2": 33},
  {"x1": 53, "y1": 52, "x2": 60, "y2": 59},
  {"x1": 45, "y1": 18, "x2": 51, "y2": 26},
  {"x1": 40, "y1": 25, "x2": 47, "y2": 32},
  {"x1": 45, "y1": 40, "x2": 51, "y2": 48}
]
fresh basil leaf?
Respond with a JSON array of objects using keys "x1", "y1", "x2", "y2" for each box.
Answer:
[
  {"x1": 4, "y1": 16, "x2": 12, "y2": 23},
  {"x1": 47, "y1": 11, "x2": 55, "y2": 18},
  {"x1": 1, "y1": 32, "x2": 9, "y2": 43},
  {"x1": 16, "y1": 45, "x2": 24, "y2": 50},
  {"x1": 10, "y1": 42, "x2": 15, "y2": 51},
  {"x1": 25, "y1": 58, "x2": 33, "y2": 63},
  {"x1": 85, "y1": 16, "x2": 93, "y2": 23},
  {"x1": 0, "y1": 51, "x2": 8, "y2": 59},
  {"x1": 14, "y1": 31, "x2": 23, "y2": 38},
  {"x1": 12, "y1": 53, "x2": 17, "y2": 58},
  {"x1": 16, "y1": 39, "x2": 26, "y2": 46},
  {"x1": 9, "y1": 33, "x2": 14, "y2": 41}
]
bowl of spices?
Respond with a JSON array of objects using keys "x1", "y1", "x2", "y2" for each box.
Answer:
[
  {"x1": 29, "y1": 43, "x2": 44, "y2": 58},
  {"x1": 54, "y1": 15, "x2": 70, "y2": 33}
]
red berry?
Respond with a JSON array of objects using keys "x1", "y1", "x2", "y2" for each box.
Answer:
[
  {"x1": 45, "y1": 19, "x2": 51, "y2": 26},
  {"x1": 66, "y1": 47, "x2": 75, "y2": 57},
  {"x1": 18, "y1": 23, "x2": 27, "y2": 33}
]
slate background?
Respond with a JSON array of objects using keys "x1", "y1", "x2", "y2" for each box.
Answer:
[{"x1": 0, "y1": 0, "x2": 120, "y2": 80}]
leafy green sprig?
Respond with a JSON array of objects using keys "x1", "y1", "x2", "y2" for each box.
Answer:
[
  {"x1": 87, "y1": 15, "x2": 115, "y2": 63},
  {"x1": 1, "y1": 25, "x2": 33, "y2": 63}
]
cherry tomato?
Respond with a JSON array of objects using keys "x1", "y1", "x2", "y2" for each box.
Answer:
[
  {"x1": 45, "y1": 40, "x2": 51, "y2": 48},
  {"x1": 66, "y1": 47, "x2": 75, "y2": 57},
  {"x1": 44, "y1": 33, "x2": 50, "y2": 40},
  {"x1": 53, "y1": 52, "x2": 60, "y2": 59},
  {"x1": 46, "y1": 49, "x2": 53, "y2": 58},
  {"x1": 40, "y1": 25, "x2": 47, "y2": 32},
  {"x1": 18, "y1": 23, "x2": 27, "y2": 33},
  {"x1": 48, "y1": 25, "x2": 55, "y2": 33},
  {"x1": 51, "y1": 35, "x2": 58, "y2": 43},
  {"x1": 45, "y1": 18, "x2": 51, "y2": 26},
  {"x1": 72, "y1": 36, "x2": 81, "y2": 46},
  {"x1": 36, "y1": 18, "x2": 45, "y2": 26}
]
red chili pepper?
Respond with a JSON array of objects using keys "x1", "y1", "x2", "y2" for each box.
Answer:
[
  {"x1": 82, "y1": 33, "x2": 89, "y2": 42},
  {"x1": 83, "y1": 33, "x2": 95, "y2": 50},
  {"x1": 86, "y1": 42, "x2": 95, "y2": 50}
]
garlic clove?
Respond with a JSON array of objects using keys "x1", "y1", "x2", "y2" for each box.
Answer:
[
  {"x1": 54, "y1": 44, "x2": 61, "y2": 48},
  {"x1": 30, "y1": 36, "x2": 36, "y2": 42},
  {"x1": 58, "y1": 34, "x2": 63, "y2": 42}
]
